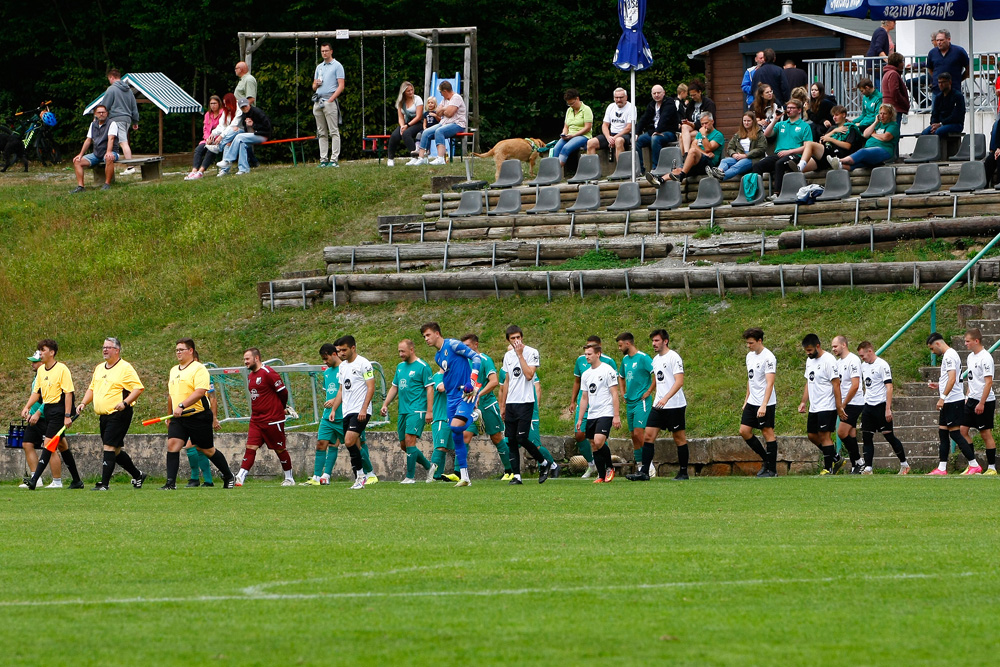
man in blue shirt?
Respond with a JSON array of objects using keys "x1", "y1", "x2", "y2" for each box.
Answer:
[
  {"x1": 421, "y1": 322, "x2": 482, "y2": 486},
  {"x1": 312, "y1": 42, "x2": 346, "y2": 167},
  {"x1": 927, "y1": 29, "x2": 969, "y2": 97},
  {"x1": 921, "y1": 73, "x2": 966, "y2": 137}
]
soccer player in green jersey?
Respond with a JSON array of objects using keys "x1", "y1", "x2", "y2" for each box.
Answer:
[
  {"x1": 616, "y1": 332, "x2": 656, "y2": 476},
  {"x1": 427, "y1": 370, "x2": 458, "y2": 482},
  {"x1": 461, "y1": 334, "x2": 514, "y2": 480},
  {"x1": 570, "y1": 336, "x2": 618, "y2": 477},
  {"x1": 381, "y1": 339, "x2": 434, "y2": 483}
]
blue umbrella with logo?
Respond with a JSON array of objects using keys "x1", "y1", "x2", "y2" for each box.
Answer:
[{"x1": 613, "y1": 0, "x2": 654, "y2": 181}]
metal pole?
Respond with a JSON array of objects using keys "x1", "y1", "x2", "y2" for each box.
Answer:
[
  {"x1": 269, "y1": 281, "x2": 274, "y2": 312},
  {"x1": 630, "y1": 69, "x2": 636, "y2": 184},
  {"x1": 546, "y1": 272, "x2": 551, "y2": 301},
  {"x1": 395, "y1": 245, "x2": 400, "y2": 273},
  {"x1": 624, "y1": 270, "x2": 630, "y2": 297},
  {"x1": 779, "y1": 265, "x2": 785, "y2": 298},
  {"x1": 330, "y1": 275, "x2": 336, "y2": 307}
]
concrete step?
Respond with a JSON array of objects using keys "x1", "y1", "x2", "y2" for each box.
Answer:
[
  {"x1": 892, "y1": 410, "x2": 945, "y2": 426},
  {"x1": 901, "y1": 381, "x2": 940, "y2": 396},
  {"x1": 893, "y1": 425, "x2": 943, "y2": 442},
  {"x1": 951, "y1": 336, "x2": 1000, "y2": 352},
  {"x1": 964, "y1": 319, "x2": 1000, "y2": 335},
  {"x1": 981, "y1": 303, "x2": 1000, "y2": 319},
  {"x1": 892, "y1": 395, "x2": 941, "y2": 411}
]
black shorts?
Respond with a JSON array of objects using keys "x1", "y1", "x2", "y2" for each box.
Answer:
[
  {"x1": 647, "y1": 406, "x2": 686, "y2": 433},
  {"x1": 741, "y1": 403, "x2": 775, "y2": 430},
  {"x1": 807, "y1": 410, "x2": 838, "y2": 434},
  {"x1": 504, "y1": 402, "x2": 534, "y2": 446},
  {"x1": 343, "y1": 413, "x2": 371, "y2": 434},
  {"x1": 42, "y1": 404, "x2": 69, "y2": 439},
  {"x1": 99, "y1": 409, "x2": 133, "y2": 449},
  {"x1": 688, "y1": 154, "x2": 713, "y2": 177},
  {"x1": 939, "y1": 401, "x2": 964, "y2": 428},
  {"x1": 594, "y1": 134, "x2": 631, "y2": 151},
  {"x1": 167, "y1": 410, "x2": 214, "y2": 449},
  {"x1": 963, "y1": 398, "x2": 995, "y2": 431},
  {"x1": 584, "y1": 416, "x2": 613, "y2": 440},
  {"x1": 861, "y1": 403, "x2": 894, "y2": 434},
  {"x1": 842, "y1": 403, "x2": 863, "y2": 428},
  {"x1": 23, "y1": 419, "x2": 45, "y2": 446}
]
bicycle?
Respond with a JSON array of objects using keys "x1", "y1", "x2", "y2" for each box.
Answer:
[{"x1": 7, "y1": 101, "x2": 61, "y2": 167}]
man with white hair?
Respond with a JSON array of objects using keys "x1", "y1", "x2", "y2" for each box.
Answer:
[
  {"x1": 587, "y1": 88, "x2": 635, "y2": 161},
  {"x1": 634, "y1": 84, "x2": 678, "y2": 173}
]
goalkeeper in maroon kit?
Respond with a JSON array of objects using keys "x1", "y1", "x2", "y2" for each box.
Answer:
[{"x1": 235, "y1": 348, "x2": 296, "y2": 486}]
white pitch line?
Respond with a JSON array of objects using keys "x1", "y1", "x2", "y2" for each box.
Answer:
[{"x1": 0, "y1": 571, "x2": 976, "y2": 609}]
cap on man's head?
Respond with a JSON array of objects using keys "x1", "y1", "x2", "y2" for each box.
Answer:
[
  {"x1": 27, "y1": 350, "x2": 42, "y2": 362},
  {"x1": 237, "y1": 98, "x2": 251, "y2": 108}
]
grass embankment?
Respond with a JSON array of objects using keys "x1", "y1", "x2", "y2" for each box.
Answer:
[{"x1": 0, "y1": 163, "x2": 995, "y2": 439}]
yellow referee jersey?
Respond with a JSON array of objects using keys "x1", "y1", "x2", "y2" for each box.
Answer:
[
  {"x1": 34, "y1": 362, "x2": 75, "y2": 404},
  {"x1": 89, "y1": 359, "x2": 144, "y2": 415},
  {"x1": 168, "y1": 361, "x2": 211, "y2": 414}
]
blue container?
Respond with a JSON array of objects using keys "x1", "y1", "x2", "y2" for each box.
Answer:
[{"x1": 6, "y1": 421, "x2": 25, "y2": 449}]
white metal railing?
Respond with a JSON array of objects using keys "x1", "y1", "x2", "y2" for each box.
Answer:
[{"x1": 804, "y1": 53, "x2": 1000, "y2": 119}]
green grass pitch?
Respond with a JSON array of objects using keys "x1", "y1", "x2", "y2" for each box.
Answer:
[{"x1": 1, "y1": 475, "x2": 995, "y2": 665}]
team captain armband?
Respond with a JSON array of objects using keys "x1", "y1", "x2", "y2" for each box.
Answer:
[{"x1": 363, "y1": 369, "x2": 375, "y2": 380}]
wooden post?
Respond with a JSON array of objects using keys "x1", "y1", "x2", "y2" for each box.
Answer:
[
  {"x1": 469, "y1": 29, "x2": 480, "y2": 152},
  {"x1": 424, "y1": 41, "x2": 434, "y2": 102},
  {"x1": 191, "y1": 115, "x2": 198, "y2": 151},
  {"x1": 158, "y1": 109, "x2": 164, "y2": 156}
]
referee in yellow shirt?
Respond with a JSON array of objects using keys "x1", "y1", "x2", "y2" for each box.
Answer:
[
  {"x1": 76, "y1": 337, "x2": 148, "y2": 490},
  {"x1": 21, "y1": 338, "x2": 84, "y2": 490},
  {"x1": 162, "y1": 338, "x2": 235, "y2": 489}
]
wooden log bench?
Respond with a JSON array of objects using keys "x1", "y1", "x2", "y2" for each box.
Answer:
[{"x1": 92, "y1": 156, "x2": 164, "y2": 183}]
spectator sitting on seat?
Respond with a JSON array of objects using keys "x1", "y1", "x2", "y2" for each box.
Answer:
[
  {"x1": 751, "y1": 83, "x2": 782, "y2": 132},
  {"x1": 834, "y1": 104, "x2": 899, "y2": 171},
  {"x1": 797, "y1": 105, "x2": 863, "y2": 173},
  {"x1": 387, "y1": 80, "x2": 423, "y2": 167},
  {"x1": 634, "y1": 84, "x2": 679, "y2": 174},
  {"x1": 927, "y1": 29, "x2": 970, "y2": 97},
  {"x1": 751, "y1": 48, "x2": 790, "y2": 108},
  {"x1": 752, "y1": 99, "x2": 811, "y2": 198},
  {"x1": 985, "y1": 115, "x2": 1000, "y2": 188},
  {"x1": 185, "y1": 95, "x2": 224, "y2": 180},
  {"x1": 674, "y1": 83, "x2": 688, "y2": 115},
  {"x1": 742, "y1": 51, "x2": 765, "y2": 109},
  {"x1": 411, "y1": 81, "x2": 467, "y2": 166},
  {"x1": 679, "y1": 79, "x2": 716, "y2": 154},
  {"x1": 217, "y1": 98, "x2": 271, "y2": 176},
  {"x1": 647, "y1": 112, "x2": 722, "y2": 184},
  {"x1": 708, "y1": 112, "x2": 767, "y2": 182},
  {"x1": 921, "y1": 72, "x2": 965, "y2": 137},
  {"x1": 881, "y1": 53, "x2": 910, "y2": 124},
  {"x1": 782, "y1": 60, "x2": 808, "y2": 94},
  {"x1": 70, "y1": 105, "x2": 119, "y2": 193},
  {"x1": 807, "y1": 82, "x2": 835, "y2": 140},
  {"x1": 849, "y1": 78, "x2": 882, "y2": 128},
  {"x1": 586, "y1": 87, "x2": 635, "y2": 161},
  {"x1": 551, "y1": 88, "x2": 593, "y2": 167}
]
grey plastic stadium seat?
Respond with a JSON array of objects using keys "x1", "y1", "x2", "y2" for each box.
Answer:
[
  {"x1": 607, "y1": 151, "x2": 637, "y2": 181},
  {"x1": 730, "y1": 174, "x2": 766, "y2": 207},
  {"x1": 903, "y1": 134, "x2": 942, "y2": 163},
  {"x1": 488, "y1": 189, "x2": 522, "y2": 216},
  {"x1": 689, "y1": 177, "x2": 724, "y2": 210},
  {"x1": 949, "y1": 133, "x2": 987, "y2": 161},
  {"x1": 490, "y1": 159, "x2": 524, "y2": 189},
  {"x1": 816, "y1": 169, "x2": 852, "y2": 202},
  {"x1": 526, "y1": 157, "x2": 562, "y2": 187},
  {"x1": 949, "y1": 160, "x2": 988, "y2": 193},
  {"x1": 650, "y1": 147, "x2": 682, "y2": 177},
  {"x1": 904, "y1": 163, "x2": 942, "y2": 195},
  {"x1": 448, "y1": 190, "x2": 483, "y2": 217},
  {"x1": 526, "y1": 186, "x2": 562, "y2": 214},
  {"x1": 568, "y1": 154, "x2": 602, "y2": 184},
  {"x1": 607, "y1": 182, "x2": 641, "y2": 211},
  {"x1": 860, "y1": 166, "x2": 896, "y2": 198},
  {"x1": 646, "y1": 180, "x2": 682, "y2": 211},
  {"x1": 773, "y1": 172, "x2": 807, "y2": 205},
  {"x1": 566, "y1": 184, "x2": 601, "y2": 212}
]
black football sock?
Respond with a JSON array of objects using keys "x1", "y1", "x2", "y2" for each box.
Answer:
[
  {"x1": 862, "y1": 432, "x2": 875, "y2": 467},
  {"x1": 61, "y1": 449, "x2": 82, "y2": 483},
  {"x1": 31, "y1": 449, "x2": 52, "y2": 485},
  {"x1": 348, "y1": 444, "x2": 364, "y2": 472},
  {"x1": 594, "y1": 444, "x2": 607, "y2": 478},
  {"x1": 100, "y1": 450, "x2": 117, "y2": 487},
  {"x1": 822, "y1": 445, "x2": 835, "y2": 470},
  {"x1": 744, "y1": 436, "x2": 767, "y2": 461},
  {"x1": 677, "y1": 444, "x2": 689, "y2": 474},
  {"x1": 950, "y1": 431, "x2": 976, "y2": 463},
  {"x1": 522, "y1": 440, "x2": 546, "y2": 464},
  {"x1": 938, "y1": 429, "x2": 951, "y2": 463},
  {"x1": 208, "y1": 450, "x2": 233, "y2": 478},
  {"x1": 166, "y1": 450, "x2": 180, "y2": 486},
  {"x1": 988, "y1": 448, "x2": 997, "y2": 466},
  {"x1": 641, "y1": 442, "x2": 654, "y2": 475},
  {"x1": 885, "y1": 433, "x2": 907, "y2": 462},
  {"x1": 115, "y1": 451, "x2": 141, "y2": 478},
  {"x1": 766, "y1": 441, "x2": 778, "y2": 472},
  {"x1": 842, "y1": 436, "x2": 860, "y2": 465}
]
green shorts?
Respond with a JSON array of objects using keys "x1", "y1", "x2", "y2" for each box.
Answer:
[
  {"x1": 397, "y1": 412, "x2": 427, "y2": 441},
  {"x1": 432, "y1": 421, "x2": 453, "y2": 450},
  {"x1": 318, "y1": 416, "x2": 344, "y2": 444},
  {"x1": 626, "y1": 396, "x2": 652, "y2": 431},
  {"x1": 530, "y1": 418, "x2": 541, "y2": 447},
  {"x1": 574, "y1": 399, "x2": 587, "y2": 434},
  {"x1": 466, "y1": 402, "x2": 503, "y2": 437}
]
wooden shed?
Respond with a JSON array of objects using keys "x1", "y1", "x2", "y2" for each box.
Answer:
[{"x1": 687, "y1": 1, "x2": 874, "y2": 138}]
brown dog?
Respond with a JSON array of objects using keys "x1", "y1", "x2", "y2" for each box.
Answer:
[{"x1": 474, "y1": 138, "x2": 545, "y2": 181}]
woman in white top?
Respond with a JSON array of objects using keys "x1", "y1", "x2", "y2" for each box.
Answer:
[{"x1": 387, "y1": 81, "x2": 423, "y2": 166}]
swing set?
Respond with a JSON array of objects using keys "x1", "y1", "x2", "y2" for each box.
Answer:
[{"x1": 236, "y1": 27, "x2": 480, "y2": 154}]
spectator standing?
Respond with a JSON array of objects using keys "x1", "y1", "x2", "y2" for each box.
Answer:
[
  {"x1": 234, "y1": 61, "x2": 257, "y2": 104},
  {"x1": 586, "y1": 88, "x2": 635, "y2": 161},
  {"x1": 742, "y1": 51, "x2": 765, "y2": 109},
  {"x1": 921, "y1": 73, "x2": 966, "y2": 137},
  {"x1": 927, "y1": 29, "x2": 970, "y2": 96},
  {"x1": 782, "y1": 60, "x2": 808, "y2": 94},
  {"x1": 679, "y1": 80, "x2": 716, "y2": 154},
  {"x1": 551, "y1": 89, "x2": 593, "y2": 167},
  {"x1": 386, "y1": 81, "x2": 423, "y2": 167},
  {"x1": 70, "y1": 105, "x2": 118, "y2": 193},
  {"x1": 634, "y1": 84, "x2": 679, "y2": 173},
  {"x1": 102, "y1": 69, "x2": 139, "y2": 173},
  {"x1": 751, "y1": 48, "x2": 790, "y2": 108},
  {"x1": 411, "y1": 81, "x2": 467, "y2": 166},
  {"x1": 674, "y1": 83, "x2": 688, "y2": 115},
  {"x1": 881, "y1": 53, "x2": 911, "y2": 123},
  {"x1": 312, "y1": 42, "x2": 346, "y2": 168},
  {"x1": 218, "y1": 99, "x2": 271, "y2": 176},
  {"x1": 186, "y1": 95, "x2": 224, "y2": 180},
  {"x1": 867, "y1": 20, "x2": 896, "y2": 62}
]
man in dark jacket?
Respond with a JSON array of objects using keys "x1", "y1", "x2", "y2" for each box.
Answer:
[
  {"x1": 921, "y1": 73, "x2": 965, "y2": 136},
  {"x1": 751, "y1": 48, "x2": 789, "y2": 107},
  {"x1": 985, "y1": 116, "x2": 1000, "y2": 187},
  {"x1": 218, "y1": 99, "x2": 272, "y2": 176},
  {"x1": 634, "y1": 84, "x2": 679, "y2": 173},
  {"x1": 102, "y1": 69, "x2": 139, "y2": 168},
  {"x1": 782, "y1": 60, "x2": 808, "y2": 93}
]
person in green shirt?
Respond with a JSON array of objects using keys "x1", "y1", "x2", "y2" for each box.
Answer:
[
  {"x1": 461, "y1": 335, "x2": 514, "y2": 480},
  {"x1": 752, "y1": 98, "x2": 812, "y2": 199},
  {"x1": 649, "y1": 113, "x2": 723, "y2": 184},
  {"x1": 849, "y1": 78, "x2": 882, "y2": 129},
  {"x1": 616, "y1": 332, "x2": 656, "y2": 473},
  {"x1": 427, "y1": 371, "x2": 459, "y2": 482},
  {"x1": 552, "y1": 89, "x2": 594, "y2": 166},
  {"x1": 570, "y1": 335, "x2": 618, "y2": 478},
  {"x1": 797, "y1": 105, "x2": 863, "y2": 173},
  {"x1": 380, "y1": 339, "x2": 434, "y2": 483},
  {"x1": 837, "y1": 104, "x2": 899, "y2": 171}
]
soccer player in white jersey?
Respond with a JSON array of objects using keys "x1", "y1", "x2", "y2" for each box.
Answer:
[
  {"x1": 740, "y1": 328, "x2": 778, "y2": 477},
  {"x1": 831, "y1": 335, "x2": 865, "y2": 473},
  {"x1": 857, "y1": 341, "x2": 910, "y2": 474},
  {"x1": 327, "y1": 335, "x2": 377, "y2": 489},
  {"x1": 799, "y1": 334, "x2": 845, "y2": 475},
  {"x1": 631, "y1": 329, "x2": 688, "y2": 481},
  {"x1": 576, "y1": 342, "x2": 621, "y2": 483},
  {"x1": 500, "y1": 325, "x2": 549, "y2": 484},
  {"x1": 960, "y1": 328, "x2": 996, "y2": 474},
  {"x1": 926, "y1": 332, "x2": 980, "y2": 475}
]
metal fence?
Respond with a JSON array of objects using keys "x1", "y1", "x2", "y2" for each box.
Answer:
[{"x1": 804, "y1": 53, "x2": 1000, "y2": 119}]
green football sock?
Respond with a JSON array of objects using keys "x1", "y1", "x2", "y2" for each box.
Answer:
[
  {"x1": 538, "y1": 445, "x2": 554, "y2": 465},
  {"x1": 324, "y1": 446, "x2": 339, "y2": 475},
  {"x1": 185, "y1": 447, "x2": 201, "y2": 481},
  {"x1": 633, "y1": 448, "x2": 642, "y2": 464},
  {"x1": 432, "y1": 448, "x2": 446, "y2": 479},
  {"x1": 578, "y1": 439, "x2": 594, "y2": 463},
  {"x1": 406, "y1": 446, "x2": 420, "y2": 478},
  {"x1": 313, "y1": 448, "x2": 326, "y2": 477},
  {"x1": 416, "y1": 449, "x2": 430, "y2": 470},
  {"x1": 198, "y1": 451, "x2": 213, "y2": 484},
  {"x1": 361, "y1": 443, "x2": 373, "y2": 474},
  {"x1": 495, "y1": 438, "x2": 512, "y2": 473}
]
